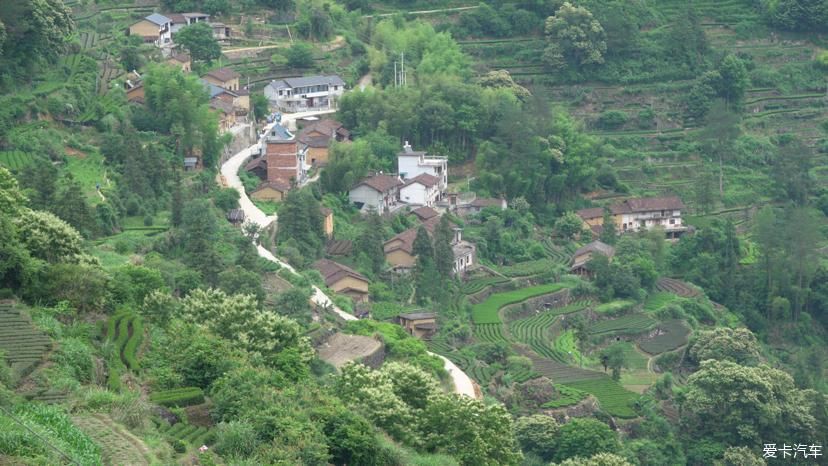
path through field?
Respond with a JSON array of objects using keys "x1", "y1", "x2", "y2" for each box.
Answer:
[
  {"x1": 219, "y1": 112, "x2": 477, "y2": 398},
  {"x1": 72, "y1": 414, "x2": 152, "y2": 466}
]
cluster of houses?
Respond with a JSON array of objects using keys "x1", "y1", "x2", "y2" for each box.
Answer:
[
  {"x1": 244, "y1": 118, "x2": 351, "y2": 201},
  {"x1": 127, "y1": 12, "x2": 230, "y2": 48}
]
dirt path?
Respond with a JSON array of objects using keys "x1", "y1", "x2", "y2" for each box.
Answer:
[{"x1": 72, "y1": 414, "x2": 152, "y2": 466}]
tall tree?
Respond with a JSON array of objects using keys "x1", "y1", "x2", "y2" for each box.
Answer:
[
  {"x1": 55, "y1": 173, "x2": 95, "y2": 237},
  {"x1": 412, "y1": 225, "x2": 433, "y2": 260},
  {"x1": 543, "y1": 2, "x2": 607, "y2": 70},
  {"x1": 175, "y1": 23, "x2": 221, "y2": 63},
  {"x1": 181, "y1": 199, "x2": 222, "y2": 284},
  {"x1": 355, "y1": 211, "x2": 386, "y2": 274},
  {"x1": 20, "y1": 163, "x2": 58, "y2": 210},
  {"x1": 0, "y1": 0, "x2": 74, "y2": 72},
  {"x1": 698, "y1": 101, "x2": 740, "y2": 198},
  {"x1": 599, "y1": 207, "x2": 616, "y2": 244},
  {"x1": 433, "y1": 216, "x2": 454, "y2": 278},
  {"x1": 277, "y1": 190, "x2": 324, "y2": 260}
]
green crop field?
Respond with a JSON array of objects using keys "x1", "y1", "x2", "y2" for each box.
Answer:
[
  {"x1": 158, "y1": 421, "x2": 215, "y2": 447},
  {"x1": 605, "y1": 342, "x2": 649, "y2": 371},
  {"x1": 473, "y1": 323, "x2": 508, "y2": 343},
  {"x1": 589, "y1": 314, "x2": 657, "y2": 336},
  {"x1": 638, "y1": 320, "x2": 691, "y2": 355},
  {"x1": 542, "y1": 384, "x2": 589, "y2": 409},
  {"x1": 644, "y1": 292, "x2": 678, "y2": 312},
  {"x1": 497, "y1": 259, "x2": 553, "y2": 278},
  {"x1": 564, "y1": 378, "x2": 640, "y2": 418},
  {"x1": 461, "y1": 276, "x2": 511, "y2": 295},
  {"x1": 0, "y1": 151, "x2": 37, "y2": 171},
  {"x1": 471, "y1": 283, "x2": 570, "y2": 324},
  {"x1": 0, "y1": 303, "x2": 52, "y2": 378},
  {"x1": 593, "y1": 300, "x2": 636, "y2": 315}
]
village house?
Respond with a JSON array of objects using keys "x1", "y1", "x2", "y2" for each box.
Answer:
[
  {"x1": 320, "y1": 206, "x2": 334, "y2": 238},
  {"x1": 398, "y1": 142, "x2": 448, "y2": 194},
  {"x1": 297, "y1": 119, "x2": 350, "y2": 166},
  {"x1": 577, "y1": 196, "x2": 688, "y2": 240},
  {"x1": 165, "y1": 53, "x2": 191, "y2": 72},
  {"x1": 396, "y1": 312, "x2": 438, "y2": 340},
  {"x1": 202, "y1": 68, "x2": 240, "y2": 91},
  {"x1": 263, "y1": 124, "x2": 307, "y2": 188},
  {"x1": 203, "y1": 80, "x2": 250, "y2": 116},
  {"x1": 250, "y1": 180, "x2": 290, "y2": 202},
  {"x1": 461, "y1": 197, "x2": 508, "y2": 216},
  {"x1": 209, "y1": 99, "x2": 236, "y2": 131},
  {"x1": 409, "y1": 206, "x2": 440, "y2": 222},
  {"x1": 348, "y1": 174, "x2": 403, "y2": 215},
  {"x1": 569, "y1": 241, "x2": 615, "y2": 277},
  {"x1": 168, "y1": 12, "x2": 210, "y2": 35},
  {"x1": 125, "y1": 80, "x2": 144, "y2": 103},
  {"x1": 127, "y1": 13, "x2": 172, "y2": 46},
  {"x1": 210, "y1": 22, "x2": 232, "y2": 40},
  {"x1": 383, "y1": 216, "x2": 476, "y2": 275},
  {"x1": 313, "y1": 259, "x2": 370, "y2": 303},
  {"x1": 399, "y1": 173, "x2": 441, "y2": 207},
  {"x1": 263, "y1": 75, "x2": 346, "y2": 112}
]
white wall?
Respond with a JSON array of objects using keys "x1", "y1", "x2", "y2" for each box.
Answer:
[{"x1": 349, "y1": 185, "x2": 384, "y2": 214}]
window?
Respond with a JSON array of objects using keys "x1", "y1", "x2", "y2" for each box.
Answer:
[{"x1": 669, "y1": 218, "x2": 675, "y2": 225}]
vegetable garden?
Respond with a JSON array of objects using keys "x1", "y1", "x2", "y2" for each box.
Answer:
[{"x1": 0, "y1": 151, "x2": 36, "y2": 171}]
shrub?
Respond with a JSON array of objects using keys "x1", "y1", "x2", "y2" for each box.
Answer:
[
  {"x1": 143, "y1": 215, "x2": 154, "y2": 226},
  {"x1": 815, "y1": 51, "x2": 828, "y2": 70},
  {"x1": 172, "y1": 439, "x2": 187, "y2": 453},
  {"x1": 214, "y1": 421, "x2": 259, "y2": 458},
  {"x1": 123, "y1": 316, "x2": 143, "y2": 371},
  {"x1": 150, "y1": 387, "x2": 205, "y2": 407},
  {"x1": 596, "y1": 110, "x2": 628, "y2": 130}
]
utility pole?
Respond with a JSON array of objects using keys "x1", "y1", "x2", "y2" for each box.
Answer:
[
  {"x1": 286, "y1": 24, "x2": 293, "y2": 43},
  {"x1": 401, "y1": 52, "x2": 406, "y2": 87},
  {"x1": 394, "y1": 61, "x2": 398, "y2": 88}
]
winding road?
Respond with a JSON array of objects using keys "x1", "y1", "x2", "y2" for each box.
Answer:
[{"x1": 219, "y1": 110, "x2": 477, "y2": 398}]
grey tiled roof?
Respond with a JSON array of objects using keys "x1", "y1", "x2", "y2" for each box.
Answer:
[{"x1": 145, "y1": 13, "x2": 171, "y2": 25}]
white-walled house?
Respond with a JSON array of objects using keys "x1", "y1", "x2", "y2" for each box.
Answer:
[
  {"x1": 399, "y1": 173, "x2": 440, "y2": 207},
  {"x1": 349, "y1": 174, "x2": 403, "y2": 215},
  {"x1": 398, "y1": 142, "x2": 448, "y2": 194},
  {"x1": 577, "y1": 196, "x2": 688, "y2": 240},
  {"x1": 264, "y1": 75, "x2": 346, "y2": 112}
]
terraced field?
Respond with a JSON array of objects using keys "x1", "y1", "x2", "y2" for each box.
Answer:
[
  {"x1": 460, "y1": 276, "x2": 511, "y2": 295},
  {"x1": 0, "y1": 151, "x2": 37, "y2": 171},
  {"x1": 158, "y1": 422, "x2": 214, "y2": 447},
  {"x1": 526, "y1": 352, "x2": 606, "y2": 384},
  {"x1": 589, "y1": 314, "x2": 657, "y2": 336},
  {"x1": 564, "y1": 378, "x2": 640, "y2": 418},
  {"x1": 471, "y1": 283, "x2": 571, "y2": 324},
  {"x1": 104, "y1": 311, "x2": 145, "y2": 372},
  {"x1": 0, "y1": 302, "x2": 52, "y2": 378},
  {"x1": 73, "y1": 414, "x2": 152, "y2": 466},
  {"x1": 638, "y1": 320, "x2": 692, "y2": 355},
  {"x1": 655, "y1": 278, "x2": 700, "y2": 298},
  {"x1": 644, "y1": 292, "x2": 678, "y2": 312},
  {"x1": 473, "y1": 323, "x2": 508, "y2": 343}
]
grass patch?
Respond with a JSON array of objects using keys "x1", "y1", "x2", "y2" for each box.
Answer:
[
  {"x1": 593, "y1": 300, "x2": 636, "y2": 315},
  {"x1": 541, "y1": 384, "x2": 588, "y2": 409},
  {"x1": 644, "y1": 292, "x2": 677, "y2": 312},
  {"x1": 253, "y1": 200, "x2": 280, "y2": 215},
  {"x1": 64, "y1": 150, "x2": 107, "y2": 204},
  {"x1": 471, "y1": 283, "x2": 570, "y2": 324}
]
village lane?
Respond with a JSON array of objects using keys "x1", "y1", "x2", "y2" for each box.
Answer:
[{"x1": 219, "y1": 110, "x2": 477, "y2": 398}]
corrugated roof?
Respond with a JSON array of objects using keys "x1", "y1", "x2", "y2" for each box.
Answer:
[{"x1": 145, "y1": 13, "x2": 171, "y2": 25}]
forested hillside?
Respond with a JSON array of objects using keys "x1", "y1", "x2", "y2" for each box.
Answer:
[{"x1": 0, "y1": 0, "x2": 827, "y2": 465}]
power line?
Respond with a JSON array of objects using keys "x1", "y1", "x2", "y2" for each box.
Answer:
[{"x1": 0, "y1": 404, "x2": 80, "y2": 465}]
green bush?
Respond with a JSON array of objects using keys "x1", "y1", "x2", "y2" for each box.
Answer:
[
  {"x1": 150, "y1": 387, "x2": 205, "y2": 407},
  {"x1": 596, "y1": 110, "x2": 628, "y2": 130},
  {"x1": 817, "y1": 51, "x2": 828, "y2": 70}
]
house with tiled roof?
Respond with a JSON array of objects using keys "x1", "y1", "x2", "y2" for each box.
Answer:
[
  {"x1": 128, "y1": 13, "x2": 172, "y2": 46},
  {"x1": 383, "y1": 216, "x2": 476, "y2": 275},
  {"x1": 570, "y1": 241, "x2": 615, "y2": 276},
  {"x1": 250, "y1": 180, "x2": 291, "y2": 202},
  {"x1": 576, "y1": 196, "x2": 688, "y2": 239},
  {"x1": 396, "y1": 311, "x2": 438, "y2": 340},
  {"x1": 398, "y1": 142, "x2": 448, "y2": 194},
  {"x1": 409, "y1": 206, "x2": 440, "y2": 222},
  {"x1": 203, "y1": 68, "x2": 240, "y2": 91},
  {"x1": 166, "y1": 53, "x2": 191, "y2": 72},
  {"x1": 314, "y1": 259, "x2": 370, "y2": 303},
  {"x1": 400, "y1": 173, "x2": 441, "y2": 207},
  {"x1": 297, "y1": 119, "x2": 350, "y2": 166},
  {"x1": 349, "y1": 174, "x2": 403, "y2": 215}
]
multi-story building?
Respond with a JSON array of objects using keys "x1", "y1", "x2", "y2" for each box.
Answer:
[
  {"x1": 264, "y1": 124, "x2": 307, "y2": 187},
  {"x1": 397, "y1": 142, "x2": 448, "y2": 194},
  {"x1": 127, "y1": 14, "x2": 172, "y2": 46},
  {"x1": 264, "y1": 75, "x2": 346, "y2": 112},
  {"x1": 577, "y1": 196, "x2": 688, "y2": 240}
]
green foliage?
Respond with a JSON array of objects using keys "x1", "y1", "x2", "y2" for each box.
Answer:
[
  {"x1": 553, "y1": 418, "x2": 620, "y2": 463},
  {"x1": 514, "y1": 414, "x2": 559, "y2": 460},
  {"x1": 0, "y1": 402, "x2": 101, "y2": 465},
  {"x1": 277, "y1": 190, "x2": 325, "y2": 263},
  {"x1": 597, "y1": 110, "x2": 628, "y2": 130},
  {"x1": 544, "y1": 2, "x2": 607, "y2": 71},
  {"x1": 286, "y1": 43, "x2": 315, "y2": 68},
  {"x1": 176, "y1": 23, "x2": 222, "y2": 63},
  {"x1": 472, "y1": 283, "x2": 570, "y2": 324},
  {"x1": 150, "y1": 387, "x2": 205, "y2": 407},
  {"x1": 687, "y1": 327, "x2": 761, "y2": 366}
]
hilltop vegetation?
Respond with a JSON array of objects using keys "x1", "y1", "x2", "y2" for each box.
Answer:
[{"x1": 0, "y1": 0, "x2": 827, "y2": 465}]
